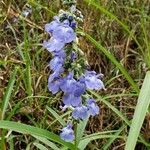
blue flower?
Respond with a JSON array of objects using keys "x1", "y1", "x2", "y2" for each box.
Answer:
[
  {"x1": 60, "y1": 123, "x2": 75, "y2": 142},
  {"x1": 48, "y1": 78, "x2": 62, "y2": 94},
  {"x1": 60, "y1": 72, "x2": 76, "y2": 94},
  {"x1": 72, "y1": 105, "x2": 88, "y2": 120},
  {"x1": 45, "y1": 20, "x2": 60, "y2": 33},
  {"x1": 48, "y1": 71, "x2": 60, "y2": 83},
  {"x1": 52, "y1": 50, "x2": 66, "y2": 58},
  {"x1": 49, "y1": 56, "x2": 64, "y2": 72},
  {"x1": 48, "y1": 68, "x2": 64, "y2": 94},
  {"x1": 73, "y1": 79, "x2": 86, "y2": 97},
  {"x1": 53, "y1": 25, "x2": 76, "y2": 43},
  {"x1": 48, "y1": 74, "x2": 62, "y2": 94},
  {"x1": 60, "y1": 72, "x2": 86, "y2": 96},
  {"x1": 87, "y1": 99, "x2": 99, "y2": 116},
  {"x1": 63, "y1": 94, "x2": 81, "y2": 107},
  {"x1": 84, "y1": 71, "x2": 104, "y2": 90},
  {"x1": 43, "y1": 38, "x2": 65, "y2": 52}
]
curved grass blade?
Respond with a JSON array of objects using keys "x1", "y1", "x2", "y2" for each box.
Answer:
[
  {"x1": 81, "y1": 32, "x2": 140, "y2": 93},
  {"x1": 125, "y1": 71, "x2": 150, "y2": 150},
  {"x1": 78, "y1": 133, "x2": 124, "y2": 150},
  {"x1": 1, "y1": 67, "x2": 18, "y2": 120},
  {"x1": 75, "y1": 117, "x2": 88, "y2": 148},
  {"x1": 89, "y1": 91, "x2": 130, "y2": 125},
  {"x1": 89, "y1": 91, "x2": 150, "y2": 147},
  {"x1": 102, "y1": 125, "x2": 126, "y2": 150},
  {"x1": 33, "y1": 135, "x2": 60, "y2": 150},
  {"x1": 46, "y1": 106, "x2": 66, "y2": 126},
  {"x1": 33, "y1": 142, "x2": 48, "y2": 150},
  {"x1": 6, "y1": 21, "x2": 25, "y2": 60},
  {"x1": 0, "y1": 120, "x2": 75, "y2": 149}
]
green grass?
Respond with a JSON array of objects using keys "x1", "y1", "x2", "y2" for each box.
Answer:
[
  {"x1": 0, "y1": 120, "x2": 75, "y2": 149},
  {"x1": 1, "y1": 0, "x2": 150, "y2": 149},
  {"x1": 125, "y1": 71, "x2": 150, "y2": 150}
]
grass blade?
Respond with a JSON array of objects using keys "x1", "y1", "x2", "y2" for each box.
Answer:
[
  {"x1": 34, "y1": 135, "x2": 60, "y2": 150},
  {"x1": 46, "y1": 106, "x2": 66, "y2": 126},
  {"x1": 89, "y1": 91, "x2": 130, "y2": 126},
  {"x1": 33, "y1": 142, "x2": 48, "y2": 150},
  {"x1": 75, "y1": 117, "x2": 88, "y2": 147},
  {"x1": 125, "y1": 71, "x2": 150, "y2": 150},
  {"x1": 81, "y1": 32, "x2": 140, "y2": 93},
  {"x1": 0, "y1": 120, "x2": 75, "y2": 149},
  {"x1": 89, "y1": 91, "x2": 150, "y2": 147},
  {"x1": 102, "y1": 125, "x2": 126, "y2": 150},
  {"x1": 78, "y1": 133, "x2": 124, "y2": 150},
  {"x1": 1, "y1": 67, "x2": 18, "y2": 120},
  {"x1": 23, "y1": 20, "x2": 33, "y2": 97}
]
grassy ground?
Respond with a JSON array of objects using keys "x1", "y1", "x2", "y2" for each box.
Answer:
[{"x1": 0, "y1": 0, "x2": 150, "y2": 149}]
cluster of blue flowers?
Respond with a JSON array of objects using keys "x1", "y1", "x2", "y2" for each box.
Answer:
[{"x1": 43, "y1": 3, "x2": 104, "y2": 142}]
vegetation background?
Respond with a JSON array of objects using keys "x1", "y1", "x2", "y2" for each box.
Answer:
[{"x1": 0, "y1": 0, "x2": 150, "y2": 149}]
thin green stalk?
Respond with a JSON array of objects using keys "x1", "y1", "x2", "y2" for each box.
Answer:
[{"x1": 74, "y1": 122, "x2": 79, "y2": 150}]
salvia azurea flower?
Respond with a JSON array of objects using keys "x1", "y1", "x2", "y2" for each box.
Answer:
[
  {"x1": 49, "y1": 56, "x2": 64, "y2": 72},
  {"x1": 72, "y1": 105, "x2": 88, "y2": 120},
  {"x1": 84, "y1": 71, "x2": 105, "y2": 90},
  {"x1": 63, "y1": 93, "x2": 82, "y2": 107},
  {"x1": 44, "y1": 2, "x2": 104, "y2": 142},
  {"x1": 60, "y1": 123, "x2": 75, "y2": 142},
  {"x1": 86, "y1": 99, "x2": 100, "y2": 116}
]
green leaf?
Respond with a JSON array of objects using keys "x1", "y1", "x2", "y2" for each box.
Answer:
[
  {"x1": 0, "y1": 120, "x2": 75, "y2": 149},
  {"x1": 75, "y1": 117, "x2": 88, "y2": 147},
  {"x1": 46, "y1": 106, "x2": 66, "y2": 126},
  {"x1": 1, "y1": 67, "x2": 18, "y2": 120},
  {"x1": 33, "y1": 135, "x2": 60, "y2": 150},
  {"x1": 89, "y1": 91, "x2": 130, "y2": 126},
  {"x1": 89, "y1": 91, "x2": 150, "y2": 147},
  {"x1": 102, "y1": 125, "x2": 126, "y2": 150},
  {"x1": 78, "y1": 132, "x2": 124, "y2": 150},
  {"x1": 23, "y1": 21, "x2": 33, "y2": 97},
  {"x1": 26, "y1": 143, "x2": 32, "y2": 150},
  {"x1": 125, "y1": 71, "x2": 150, "y2": 150},
  {"x1": 9, "y1": 136, "x2": 15, "y2": 150},
  {"x1": 33, "y1": 142, "x2": 48, "y2": 150}
]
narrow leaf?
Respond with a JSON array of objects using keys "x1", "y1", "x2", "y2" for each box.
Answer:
[
  {"x1": 0, "y1": 120, "x2": 75, "y2": 149},
  {"x1": 33, "y1": 142, "x2": 48, "y2": 150},
  {"x1": 78, "y1": 134, "x2": 123, "y2": 150},
  {"x1": 34, "y1": 135, "x2": 60, "y2": 150},
  {"x1": 75, "y1": 117, "x2": 88, "y2": 146},
  {"x1": 125, "y1": 71, "x2": 150, "y2": 150},
  {"x1": 46, "y1": 106, "x2": 66, "y2": 126},
  {"x1": 1, "y1": 68, "x2": 17, "y2": 120}
]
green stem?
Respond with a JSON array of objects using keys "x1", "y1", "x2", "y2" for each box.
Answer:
[{"x1": 74, "y1": 122, "x2": 78, "y2": 150}]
